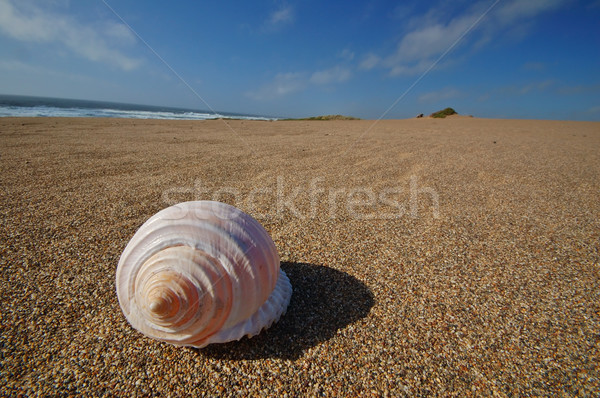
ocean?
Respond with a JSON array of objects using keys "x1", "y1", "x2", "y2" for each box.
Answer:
[{"x1": 0, "y1": 95, "x2": 276, "y2": 121}]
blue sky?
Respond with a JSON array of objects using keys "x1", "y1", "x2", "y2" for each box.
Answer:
[{"x1": 0, "y1": 0, "x2": 599, "y2": 120}]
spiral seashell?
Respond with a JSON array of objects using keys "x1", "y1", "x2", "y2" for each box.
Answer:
[{"x1": 116, "y1": 201, "x2": 292, "y2": 348}]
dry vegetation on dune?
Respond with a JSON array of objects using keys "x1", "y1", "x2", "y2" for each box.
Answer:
[
  {"x1": 430, "y1": 107, "x2": 458, "y2": 118},
  {"x1": 283, "y1": 114, "x2": 361, "y2": 121}
]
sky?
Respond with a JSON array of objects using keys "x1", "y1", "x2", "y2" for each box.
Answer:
[{"x1": 0, "y1": 0, "x2": 599, "y2": 120}]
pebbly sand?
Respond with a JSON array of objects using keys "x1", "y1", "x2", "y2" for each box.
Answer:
[{"x1": 1, "y1": 116, "x2": 599, "y2": 396}]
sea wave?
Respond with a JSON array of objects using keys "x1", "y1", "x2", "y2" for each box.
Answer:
[{"x1": 0, "y1": 95, "x2": 277, "y2": 121}]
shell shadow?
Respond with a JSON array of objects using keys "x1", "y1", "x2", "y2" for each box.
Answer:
[{"x1": 200, "y1": 262, "x2": 374, "y2": 360}]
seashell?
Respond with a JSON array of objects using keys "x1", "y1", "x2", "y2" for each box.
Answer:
[{"x1": 116, "y1": 201, "x2": 292, "y2": 348}]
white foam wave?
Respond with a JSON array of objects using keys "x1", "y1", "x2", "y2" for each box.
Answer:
[{"x1": 0, "y1": 105, "x2": 276, "y2": 121}]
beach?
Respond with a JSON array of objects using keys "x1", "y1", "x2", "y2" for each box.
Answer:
[{"x1": 1, "y1": 116, "x2": 599, "y2": 395}]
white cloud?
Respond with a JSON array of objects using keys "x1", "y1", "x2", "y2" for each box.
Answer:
[
  {"x1": 0, "y1": 59, "x2": 49, "y2": 73},
  {"x1": 250, "y1": 65, "x2": 352, "y2": 100},
  {"x1": 0, "y1": 0, "x2": 141, "y2": 71},
  {"x1": 104, "y1": 21, "x2": 138, "y2": 46},
  {"x1": 496, "y1": 0, "x2": 566, "y2": 24},
  {"x1": 367, "y1": 0, "x2": 569, "y2": 77},
  {"x1": 359, "y1": 54, "x2": 380, "y2": 70},
  {"x1": 519, "y1": 80, "x2": 554, "y2": 95},
  {"x1": 271, "y1": 6, "x2": 293, "y2": 24},
  {"x1": 264, "y1": 5, "x2": 294, "y2": 30},
  {"x1": 391, "y1": 14, "x2": 479, "y2": 64},
  {"x1": 418, "y1": 87, "x2": 461, "y2": 104},
  {"x1": 247, "y1": 72, "x2": 307, "y2": 100},
  {"x1": 587, "y1": 105, "x2": 600, "y2": 114},
  {"x1": 338, "y1": 49, "x2": 355, "y2": 61},
  {"x1": 389, "y1": 59, "x2": 434, "y2": 77},
  {"x1": 310, "y1": 66, "x2": 351, "y2": 85}
]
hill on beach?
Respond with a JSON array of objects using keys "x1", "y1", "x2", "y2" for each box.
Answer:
[
  {"x1": 283, "y1": 114, "x2": 361, "y2": 121},
  {"x1": 430, "y1": 107, "x2": 458, "y2": 118}
]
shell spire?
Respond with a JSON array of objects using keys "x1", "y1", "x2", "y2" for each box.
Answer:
[{"x1": 115, "y1": 201, "x2": 292, "y2": 348}]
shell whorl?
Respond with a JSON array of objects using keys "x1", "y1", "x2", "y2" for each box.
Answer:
[{"x1": 116, "y1": 201, "x2": 291, "y2": 348}]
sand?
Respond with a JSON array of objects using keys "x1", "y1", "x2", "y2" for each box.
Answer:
[{"x1": 1, "y1": 116, "x2": 599, "y2": 396}]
